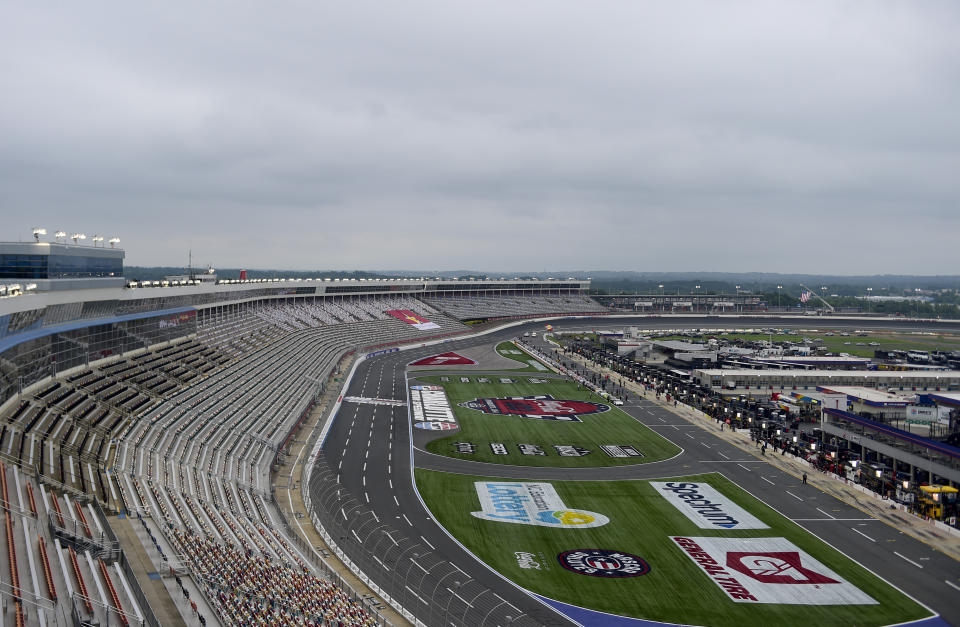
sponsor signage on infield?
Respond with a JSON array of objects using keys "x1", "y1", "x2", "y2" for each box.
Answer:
[
  {"x1": 410, "y1": 352, "x2": 477, "y2": 366},
  {"x1": 558, "y1": 549, "x2": 651, "y2": 578},
  {"x1": 415, "y1": 422, "x2": 458, "y2": 431},
  {"x1": 490, "y1": 443, "x2": 508, "y2": 455},
  {"x1": 472, "y1": 482, "x2": 609, "y2": 528},
  {"x1": 460, "y1": 395, "x2": 610, "y2": 422},
  {"x1": 652, "y1": 482, "x2": 769, "y2": 530},
  {"x1": 671, "y1": 537, "x2": 876, "y2": 605},
  {"x1": 519, "y1": 444, "x2": 546, "y2": 455},
  {"x1": 386, "y1": 309, "x2": 440, "y2": 330},
  {"x1": 601, "y1": 444, "x2": 643, "y2": 458},
  {"x1": 554, "y1": 445, "x2": 592, "y2": 457},
  {"x1": 515, "y1": 552, "x2": 542, "y2": 570},
  {"x1": 410, "y1": 385, "x2": 457, "y2": 431}
]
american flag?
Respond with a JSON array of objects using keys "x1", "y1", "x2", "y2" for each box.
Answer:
[{"x1": 800, "y1": 291, "x2": 812, "y2": 303}]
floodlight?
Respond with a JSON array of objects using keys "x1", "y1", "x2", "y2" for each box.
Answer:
[
  {"x1": 32, "y1": 227, "x2": 47, "y2": 241},
  {"x1": 108, "y1": 237, "x2": 120, "y2": 248},
  {"x1": 71, "y1": 233, "x2": 86, "y2": 244},
  {"x1": 875, "y1": 469, "x2": 882, "y2": 478},
  {"x1": 92, "y1": 235, "x2": 104, "y2": 247},
  {"x1": 54, "y1": 230, "x2": 67, "y2": 240}
]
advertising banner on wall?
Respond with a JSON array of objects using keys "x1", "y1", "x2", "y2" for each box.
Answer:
[{"x1": 386, "y1": 309, "x2": 440, "y2": 330}]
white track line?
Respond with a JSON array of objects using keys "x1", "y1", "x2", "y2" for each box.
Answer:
[{"x1": 894, "y1": 552, "x2": 923, "y2": 569}]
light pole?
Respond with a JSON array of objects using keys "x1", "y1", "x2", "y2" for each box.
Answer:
[
  {"x1": 777, "y1": 285, "x2": 783, "y2": 309},
  {"x1": 431, "y1": 570, "x2": 460, "y2": 626}
]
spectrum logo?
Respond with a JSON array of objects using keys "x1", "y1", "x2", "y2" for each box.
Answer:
[
  {"x1": 651, "y1": 482, "x2": 769, "y2": 530},
  {"x1": 472, "y1": 482, "x2": 609, "y2": 528}
]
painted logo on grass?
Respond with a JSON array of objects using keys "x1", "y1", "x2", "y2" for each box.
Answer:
[
  {"x1": 459, "y1": 395, "x2": 610, "y2": 422},
  {"x1": 410, "y1": 352, "x2": 477, "y2": 366},
  {"x1": 651, "y1": 482, "x2": 769, "y2": 530},
  {"x1": 472, "y1": 482, "x2": 609, "y2": 528},
  {"x1": 410, "y1": 385, "x2": 457, "y2": 430},
  {"x1": 558, "y1": 549, "x2": 651, "y2": 578},
  {"x1": 671, "y1": 537, "x2": 877, "y2": 605},
  {"x1": 414, "y1": 421, "x2": 458, "y2": 431}
]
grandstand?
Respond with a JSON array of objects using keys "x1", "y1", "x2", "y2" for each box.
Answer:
[
  {"x1": 0, "y1": 273, "x2": 594, "y2": 625},
  {"x1": 423, "y1": 294, "x2": 605, "y2": 320}
]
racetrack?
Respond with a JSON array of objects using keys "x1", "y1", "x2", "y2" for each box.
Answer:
[{"x1": 312, "y1": 316, "x2": 960, "y2": 627}]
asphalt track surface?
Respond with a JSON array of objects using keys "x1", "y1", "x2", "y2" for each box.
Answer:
[{"x1": 318, "y1": 316, "x2": 960, "y2": 627}]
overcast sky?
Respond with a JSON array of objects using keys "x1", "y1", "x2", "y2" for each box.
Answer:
[{"x1": 2, "y1": 2, "x2": 958, "y2": 274}]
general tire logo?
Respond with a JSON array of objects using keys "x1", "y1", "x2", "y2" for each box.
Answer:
[
  {"x1": 460, "y1": 395, "x2": 610, "y2": 422},
  {"x1": 727, "y1": 552, "x2": 839, "y2": 585},
  {"x1": 558, "y1": 549, "x2": 650, "y2": 578}
]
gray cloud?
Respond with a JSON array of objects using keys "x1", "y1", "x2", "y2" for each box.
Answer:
[{"x1": 2, "y1": 1, "x2": 958, "y2": 273}]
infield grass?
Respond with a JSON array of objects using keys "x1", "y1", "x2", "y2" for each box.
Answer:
[
  {"x1": 419, "y1": 375, "x2": 680, "y2": 467},
  {"x1": 495, "y1": 341, "x2": 549, "y2": 372},
  {"x1": 415, "y1": 469, "x2": 931, "y2": 627}
]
